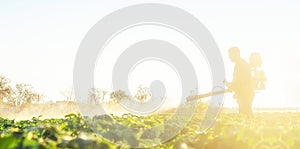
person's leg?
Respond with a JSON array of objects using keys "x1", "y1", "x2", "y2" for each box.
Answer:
[
  {"x1": 247, "y1": 95, "x2": 254, "y2": 116},
  {"x1": 244, "y1": 96, "x2": 253, "y2": 116},
  {"x1": 237, "y1": 99, "x2": 242, "y2": 114},
  {"x1": 237, "y1": 99, "x2": 247, "y2": 115},
  {"x1": 246, "y1": 101, "x2": 253, "y2": 116}
]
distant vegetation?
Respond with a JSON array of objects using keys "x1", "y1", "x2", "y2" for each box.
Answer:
[
  {"x1": 0, "y1": 76, "x2": 43, "y2": 106},
  {"x1": 0, "y1": 75, "x2": 153, "y2": 106}
]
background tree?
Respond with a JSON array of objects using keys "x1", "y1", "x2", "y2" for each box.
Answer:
[
  {"x1": 134, "y1": 85, "x2": 152, "y2": 103},
  {"x1": 61, "y1": 88, "x2": 75, "y2": 102},
  {"x1": 109, "y1": 90, "x2": 130, "y2": 103},
  {"x1": 0, "y1": 76, "x2": 13, "y2": 103},
  {"x1": 14, "y1": 83, "x2": 43, "y2": 105},
  {"x1": 88, "y1": 88, "x2": 107, "y2": 104}
]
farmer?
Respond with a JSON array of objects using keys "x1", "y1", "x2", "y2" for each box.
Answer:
[{"x1": 226, "y1": 47, "x2": 255, "y2": 116}]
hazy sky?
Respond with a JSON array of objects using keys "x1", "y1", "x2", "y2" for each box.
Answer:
[{"x1": 1, "y1": 0, "x2": 300, "y2": 108}]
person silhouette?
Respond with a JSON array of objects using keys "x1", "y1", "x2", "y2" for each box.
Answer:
[{"x1": 226, "y1": 47, "x2": 255, "y2": 116}]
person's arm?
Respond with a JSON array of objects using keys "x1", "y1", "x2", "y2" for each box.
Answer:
[
  {"x1": 225, "y1": 80, "x2": 233, "y2": 92},
  {"x1": 226, "y1": 65, "x2": 239, "y2": 92}
]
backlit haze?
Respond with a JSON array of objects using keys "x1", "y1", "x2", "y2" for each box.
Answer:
[{"x1": 1, "y1": 0, "x2": 300, "y2": 108}]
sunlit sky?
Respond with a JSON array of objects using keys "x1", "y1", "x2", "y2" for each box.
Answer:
[{"x1": 1, "y1": 0, "x2": 300, "y2": 108}]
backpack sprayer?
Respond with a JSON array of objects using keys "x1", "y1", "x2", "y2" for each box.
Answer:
[
  {"x1": 187, "y1": 53, "x2": 266, "y2": 102},
  {"x1": 249, "y1": 53, "x2": 267, "y2": 90}
]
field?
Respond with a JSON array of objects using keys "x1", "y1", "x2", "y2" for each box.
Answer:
[{"x1": 1, "y1": 110, "x2": 300, "y2": 149}]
